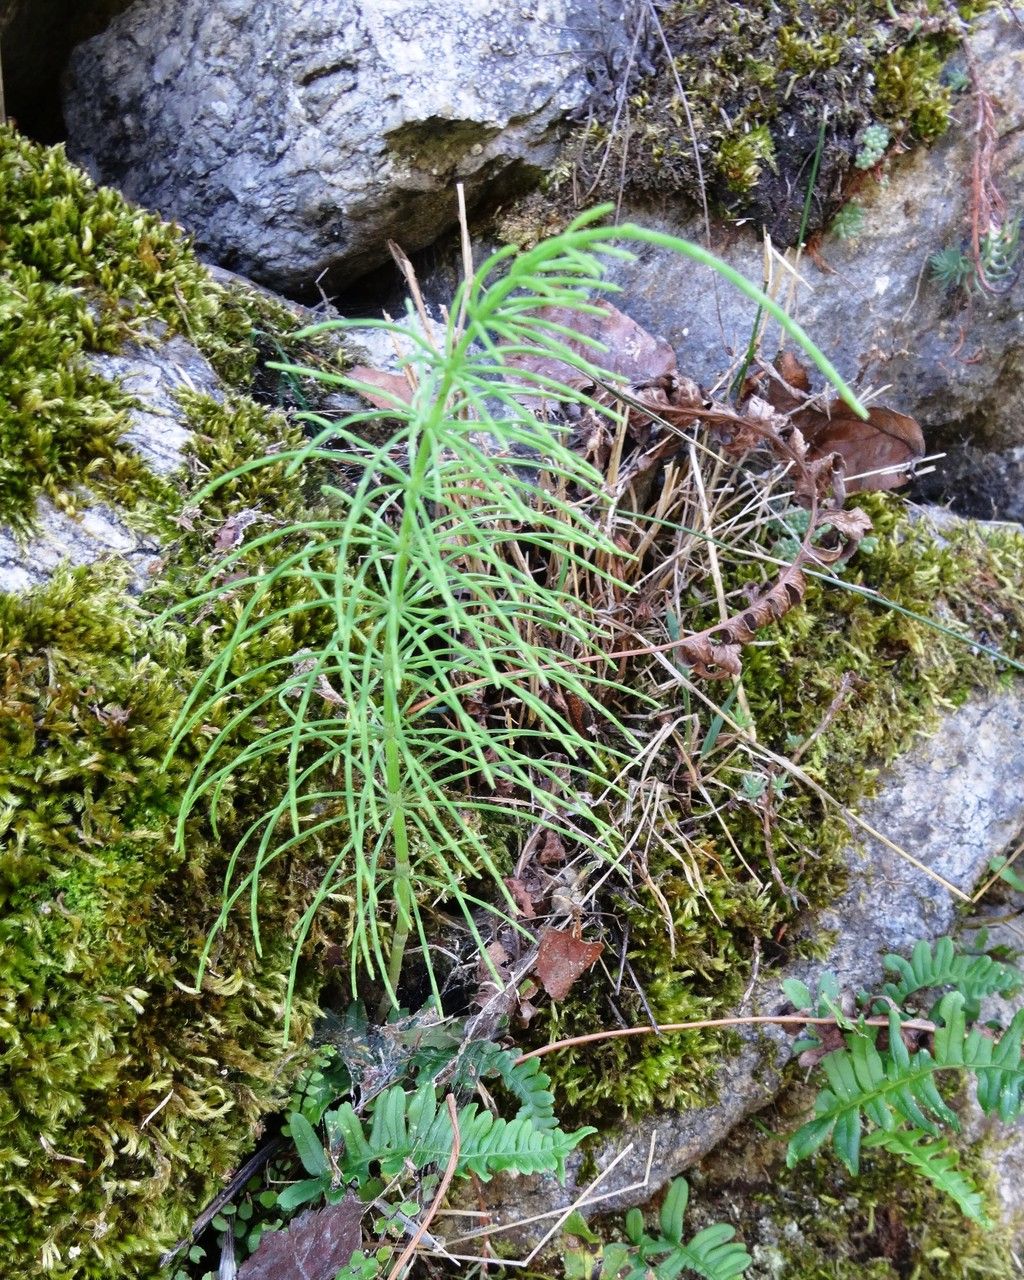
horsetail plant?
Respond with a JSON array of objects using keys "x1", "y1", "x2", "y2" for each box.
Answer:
[{"x1": 164, "y1": 209, "x2": 865, "y2": 1035}]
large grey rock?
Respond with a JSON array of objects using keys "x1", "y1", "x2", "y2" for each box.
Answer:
[
  {"x1": 469, "y1": 684, "x2": 1024, "y2": 1244},
  {"x1": 63, "y1": 0, "x2": 638, "y2": 296},
  {"x1": 585, "y1": 11, "x2": 1024, "y2": 514}
]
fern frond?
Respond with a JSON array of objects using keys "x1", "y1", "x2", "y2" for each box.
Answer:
[
  {"x1": 789, "y1": 995, "x2": 1024, "y2": 1176},
  {"x1": 787, "y1": 1007, "x2": 960, "y2": 1174},
  {"x1": 472, "y1": 1045, "x2": 559, "y2": 1131},
  {"x1": 618, "y1": 1178, "x2": 750, "y2": 1280},
  {"x1": 413, "y1": 1039, "x2": 558, "y2": 1130},
  {"x1": 326, "y1": 1082, "x2": 593, "y2": 1185},
  {"x1": 882, "y1": 936, "x2": 1020, "y2": 1017},
  {"x1": 861, "y1": 1128, "x2": 990, "y2": 1225}
]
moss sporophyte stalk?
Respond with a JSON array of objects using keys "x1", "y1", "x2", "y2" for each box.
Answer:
[{"x1": 3, "y1": 127, "x2": 1024, "y2": 1278}]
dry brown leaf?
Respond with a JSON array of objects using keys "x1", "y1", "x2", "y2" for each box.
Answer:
[
  {"x1": 347, "y1": 365, "x2": 414, "y2": 410},
  {"x1": 505, "y1": 876, "x2": 537, "y2": 920},
  {"x1": 765, "y1": 354, "x2": 925, "y2": 493},
  {"x1": 237, "y1": 1194, "x2": 361, "y2": 1280},
  {"x1": 503, "y1": 302, "x2": 677, "y2": 386},
  {"x1": 213, "y1": 508, "x2": 264, "y2": 552},
  {"x1": 803, "y1": 405, "x2": 925, "y2": 493},
  {"x1": 535, "y1": 928, "x2": 604, "y2": 1001},
  {"x1": 538, "y1": 830, "x2": 567, "y2": 865}
]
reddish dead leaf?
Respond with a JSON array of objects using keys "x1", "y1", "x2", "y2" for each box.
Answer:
[
  {"x1": 538, "y1": 830, "x2": 568, "y2": 866},
  {"x1": 91, "y1": 703, "x2": 131, "y2": 728},
  {"x1": 237, "y1": 1193, "x2": 361, "y2": 1280},
  {"x1": 505, "y1": 877, "x2": 537, "y2": 920},
  {"x1": 535, "y1": 928, "x2": 604, "y2": 1001},
  {"x1": 347, "y1": 364, "x2": 414, "y2": 410},
  {"x1": 503, "y1": 302, "x2": 677, "y2": 386},
  {"x1": 213, "y1": 508, "x2": 265, "y2": 552},
  {"x1": 776, "y1": 350, "x2": 811, "y2": 395}
]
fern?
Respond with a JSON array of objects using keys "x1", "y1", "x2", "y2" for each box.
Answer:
[
  {"x1": 411, "y1": 1035, "x2": 559, "y2": 1129},
  {"x1": 861, "y1": 1128, "x2": 990, "y2": 1225},
  {"x1": 881, "y1": 936, "x2": 1020, "y2": 1018},
  {"x1": 617, "y1": 1178, "x2": 751, "y2": 1280},
  {"x1": 325, "y1": 1080, "x2": 593, "y2": 1184},
  {"x1": 788, "y1": 993, "x2": 1024, "y2": 1222}
]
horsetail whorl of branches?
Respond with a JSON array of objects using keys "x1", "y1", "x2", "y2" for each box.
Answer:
[{"x1": 164, "y1": 209, "x2": 867, "y2": 1035}]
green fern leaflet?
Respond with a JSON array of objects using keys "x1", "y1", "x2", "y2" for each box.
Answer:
[{"x1": 788, "y1": 993, "x2": 1024, "y2": 1224}]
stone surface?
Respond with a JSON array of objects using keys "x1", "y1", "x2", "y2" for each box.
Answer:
[
  {"x1": 472, "y1": 683, "x2": 1024, "y2": 1242},
  {"x1": 0, "y1": 332, "x2": 222, "y2": 594},
  {"x1": 585, "y1": 11, "x2": 1024, "y2": 518},
  {"x1": 64, "y1": 0, "x2": 638, "y2": 296}
]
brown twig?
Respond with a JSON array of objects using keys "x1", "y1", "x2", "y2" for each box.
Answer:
[
  {"x1": 514, "y1": 1012, "x2": 936, "y2": 1064},
  {"x1": 790, "y1": 670, "x2": 857, "y2": 764},
  {"x1": 159, "y1": 1135, "x2": 285, "y2": 1268},
  {"x1": 385, "y1": 1094, "x2": 461, "y2": 1280}
]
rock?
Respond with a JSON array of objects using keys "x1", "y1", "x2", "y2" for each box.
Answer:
[
  {"x1": 913, "y1": 442, "x2": 1024, "y2": 523},
  {"x1": 0, "y1": 332, "x2": 222, "y2": 595},
  {"x1": 63, "y1": 0, "x2": 638, "y2": 296},
  {"x1": 576, "y1": 10, "x2": 1024, "y2": 518},
  {"x1": 473, "y1": 681, "x2": 1024, "y2": 1241}
]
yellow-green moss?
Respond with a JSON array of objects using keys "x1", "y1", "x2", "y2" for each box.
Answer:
[
  {"x1": 0, "y1": 126, "x2": 344, "y2": 535},
  {"x1": 0, "y1": 383, "x2": 355, "y2": 1275},
  {"x1": 534, "y1": 494, "x2": 1024, "y2": 1125},
  {"x1": 554, "y1": 1, "x2": 987, "y2": 243},
  {"x1": 0, "y1": 131, "x2": 360, "y2": 1278}
]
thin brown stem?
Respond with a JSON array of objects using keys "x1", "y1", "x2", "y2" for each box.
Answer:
[
  {"x1": 385, "y1": 1094, "x2": 461, "y2": 1280},
  {"x1": 515, "y1": 1012, "x2": 936, "y2": 1064}
]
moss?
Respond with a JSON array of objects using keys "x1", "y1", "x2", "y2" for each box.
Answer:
[
  {"x1": 0, "y1": 134, "x2": 360, "y2": 1278},
  {"x1": 874, "y1": 43, "x2": 953, "y2": 143},
  {"x1": 0, "y1": 565, "x2": 320, "y2": 1276},
  {"x1": 533, "y1": 493, "x2": 1024, "y2": 1124},
  {"x1": 0, "y1": 126, "x2": 346, "y2": 536},
  {"x1": 547, "y1": 1, "x2": 989, "y2": 246},
  {"x1": 0, "y1": 383, "x2": 359, "y2": 1274},
  {"x1": 717, "y1": 125, "x2": 778, "y2": 195}
]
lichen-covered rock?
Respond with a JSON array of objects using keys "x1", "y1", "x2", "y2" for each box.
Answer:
[
  {"x1": 474, "y1": 680, "x2": 1024, "y2": 1238},
  {"x1": 562, "y1": 0, "x2": 978, "y2": 245},
  {"x1": 63, "y1": 0, "x2": 637, "y2": 295}
]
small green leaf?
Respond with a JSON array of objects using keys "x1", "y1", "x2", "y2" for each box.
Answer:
[
  {"x1": 276, "y1": 1177, "x2": 328, "y2": 1212},
  {"x1": 563, "y1": 1209, "x2": 601, "y2": 1244},
  {"x1": 781, "y1": 978, "x2": 813, "y2": 1011},
  {"x1": 288, "y1": 1111, "x2": 330, "y2": 1177},
  {"x1": 659, "y1": 1177, "x2": 690, "y2": 1244},
  {"x1": 787, "y1": 1115, "x2": 835, "y2": 1166}
]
